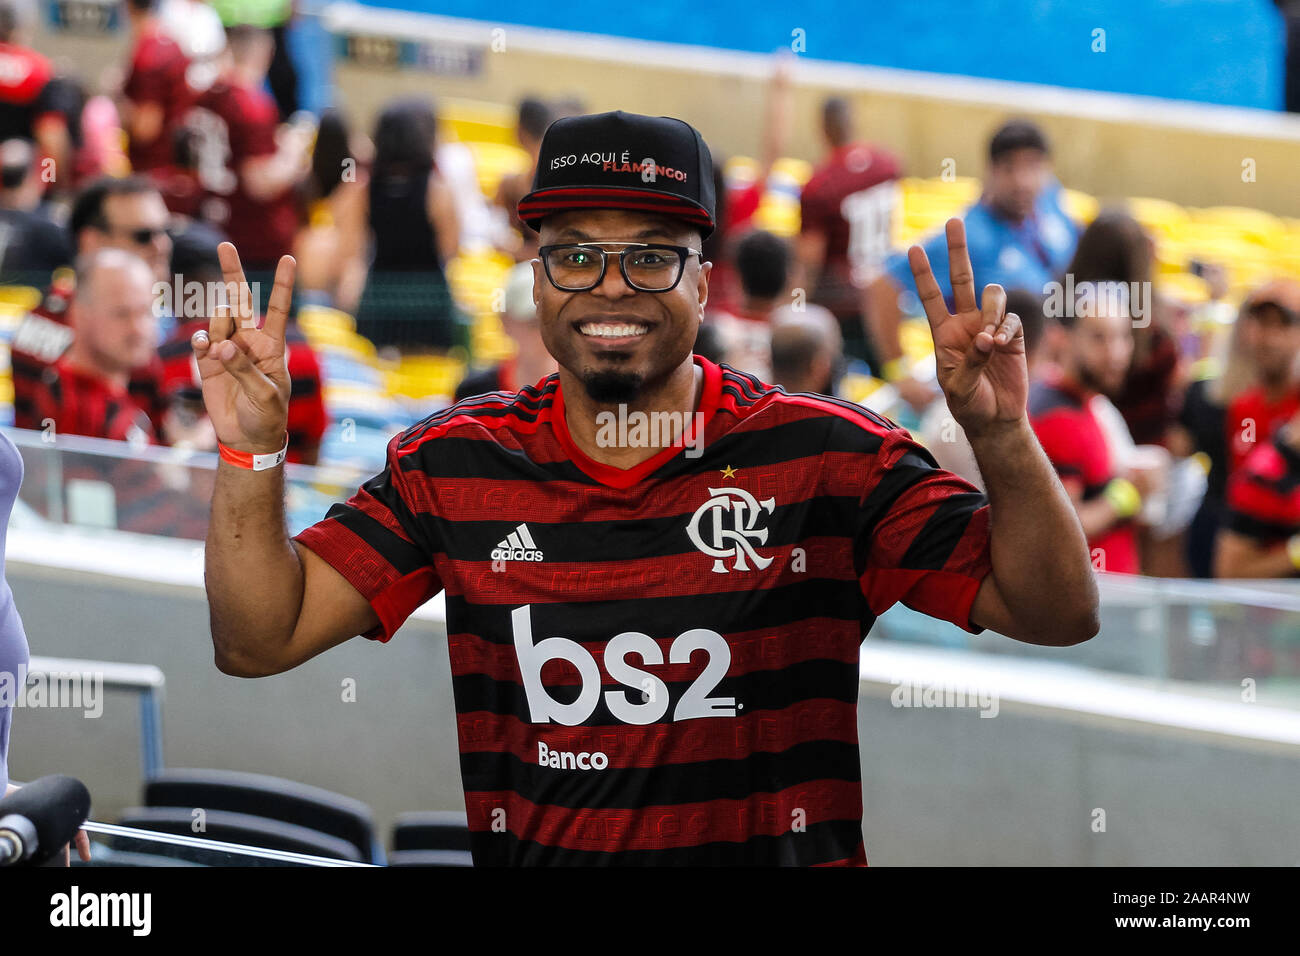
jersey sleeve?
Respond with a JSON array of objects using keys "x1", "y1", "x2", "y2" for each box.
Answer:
[
  {"x1": 1223, "y1": 438, "x2": 1300, "y2": 542},
  {"x1": 292, "y1": 430, "x2": 442, "y2": 642},
  {"x1": 852, "y1": 424, "x2": 993, "y2": 632},
  {"x1": 123, "y1": 45, "x2": 168, "y2": 108},
  {"x1": 798, "y1": 180, "x2": 832, "y2": 238},
  {"x1": 228, "y1": 92, "x2": 277, "y2": 162}
]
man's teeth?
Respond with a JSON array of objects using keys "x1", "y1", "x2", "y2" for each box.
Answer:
[{"x1": 579, "y1": 323, "x2": 649, "y2": 338}]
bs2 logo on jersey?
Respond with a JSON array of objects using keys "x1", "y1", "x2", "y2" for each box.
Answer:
[{"x1": 512, "y1": 606, "x2": 737, "y2": 726}]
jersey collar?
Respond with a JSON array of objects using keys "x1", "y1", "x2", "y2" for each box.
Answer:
[{"x1": 549, "y1": 354, "x2": 721, "y2": 489}]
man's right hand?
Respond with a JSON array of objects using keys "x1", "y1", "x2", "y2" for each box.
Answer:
[{"x1": 191, "y1": 244, "x2": 296, "y2": 454}]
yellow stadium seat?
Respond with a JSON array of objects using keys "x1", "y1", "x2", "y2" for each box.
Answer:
[
  {"x1": 384, "y1": 354, "x2": 467, "y2": 400},
  {"x1": 1125, "y1": 196, "x2": 1190, "y2": 239},
  {"x1": 298, "y1": 304, "x2": 357, "y2": 335},
  {"x1": 1156, "y1": 272, "x2": 1210, "y2": 305},
  {"x1": 770, "y1": 157, "x2": 813, "y2": 187},
  {"x1": 0, "y1": 286, "x2": 42, "y2": 311},
  {"x1": 437, "y1": 97, "x2": 518, "y2": 147},
  {"x1": 724, "y1": 156, "x2": 760, "y2": 185},
  {"x1": 471, "y1": 312, "x2": 516, "y2": 364},
  {"x1": 899, "y1": 318, "x2": 936, "y2": 363},
  {"x1": 463, "y1": 140, "x2": 532, "y2": 199},
  {"x1": 840, "y1": 372, "x2": 884, "y2": 406},
  {"x1": 1062, "y1": 189, "x2": 1099, "y2": 224},
  {"x1": 1190, "y1": 206, "x2": 1286, "y2": 247},
  {"x1": 752, "y1": 196, "x2": 800, "y2": 237},
  {"x1": 903, "y1": 176, "x2": 981, "y2": 205}
]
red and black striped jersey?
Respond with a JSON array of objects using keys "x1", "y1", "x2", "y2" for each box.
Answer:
[
  {"x1": 294, "y1": 355, "x2": 993, "y2": 865},
  {"x1": 24, "y1": 355, "x2": 157, "y2": 445},
  {"x1": 11, "y1": 276, "x2": 168, "y2": 437},
  {"x1": 1224, "y1": 428, "x2": 1300, "y2": 550}
]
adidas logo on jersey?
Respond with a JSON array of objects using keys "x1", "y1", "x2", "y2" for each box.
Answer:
[{"x1": 491, "y1": 523, "x2": 544, "y2": 562}]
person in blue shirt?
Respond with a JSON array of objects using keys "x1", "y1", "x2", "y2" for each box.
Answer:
[{"x1": 866, "y1": 118, "x2": 1079, "y2": 409}]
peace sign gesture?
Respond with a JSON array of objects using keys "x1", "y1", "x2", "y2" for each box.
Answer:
[
  {"x1": 908, "y1": 218, "x2": 1027, "y2": 438},
  {"x1": 191, "y1": 243, "x2": 296, "y2": 454}
]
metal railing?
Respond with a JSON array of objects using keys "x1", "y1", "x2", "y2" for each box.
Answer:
[
  {"x1": 26, "y1": 656, "x2": 165, "y2": 782},
  {"x1": 79, "y1": 821, "x2": 373, "y2": 867}
]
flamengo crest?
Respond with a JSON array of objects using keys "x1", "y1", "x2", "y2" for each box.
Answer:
[{"x1": 686, "y1": 487, "x2": 776, "y2": 573}]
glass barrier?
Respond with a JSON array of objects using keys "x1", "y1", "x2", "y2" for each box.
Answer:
[
  {"x1": 6, "y1": 424, "x2": 1300, "y2": 705},
  {"x1": 874, "y1": 573, "x2": 1300, "y2": 708},
  {"x1": 74, "y1": 822, "x2": 373, "y2": 867},
  {"x1": 3, "y1": 426, "x2": 371, "y2": 540}
]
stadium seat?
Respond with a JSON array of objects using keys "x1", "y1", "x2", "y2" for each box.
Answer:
[
  {"x1": 142, "y1": 767, "x2": 381, "y2": 863},
  {"x1": 384, "y1": 353, "x2": 467, "y2": 400},
  {"x1": 1125, "y1": 196, "x2": 1190, "y2": 240},
  {"x1": 1062, "y1": 188, "x2": 1100, "y2": 224},
  {"x1": 1190, "y1": 205, "x2": 1286, "y2": 247},
  {"x1": 770, "y1": 156, "x2": 813, "y2": 187},
  {"x1": 462, "y1": 140, "x2": 531, "y2": 198},
  {"x1": 752, "y1": 194, "x2": 800, "y2": 237},
  {"x1": 391, "y1": 810, "x2": 472, "y2": 852},
  {"x1": 437, "y1": 97, "x2": 518, "y2": 147},
  {"x1": 115, "y1": 807, "x2": 364, "y2": 862},
  {"x1": 386, "y1": 849, "x2": 474, "y2": 867},
  {"x1": 0, "y1": 285, "x2": 43, "y2": 312}
]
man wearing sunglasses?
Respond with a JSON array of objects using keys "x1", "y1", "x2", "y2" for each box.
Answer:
[
  {"x1": 197, "y1": 111, "x2": 1098, "y2": 866},
  {"x1": 11, "y1": 175, "x2": 171, "y2": 436}
]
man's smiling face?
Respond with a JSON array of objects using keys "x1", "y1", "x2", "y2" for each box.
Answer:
[{"x1": 533, "y1": 208, "x2": 710, "y2": 404}]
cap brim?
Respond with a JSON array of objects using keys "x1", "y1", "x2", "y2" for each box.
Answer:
[{"x1": 517, "y1": 185, "x2": 714, "y2": 236}]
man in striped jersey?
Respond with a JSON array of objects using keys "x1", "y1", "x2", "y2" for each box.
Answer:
[{"x1": 195, "y1": 111, "x2": 1098, "y2": 865}]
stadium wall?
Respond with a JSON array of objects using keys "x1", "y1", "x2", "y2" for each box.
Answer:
[{"x1": 7, "y1": 529, "x2": 1299, "y2": 864}]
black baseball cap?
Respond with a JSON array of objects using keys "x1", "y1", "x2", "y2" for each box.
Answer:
[{"x1": 517, "y1": 110, "x2": 716, "y2": 237}]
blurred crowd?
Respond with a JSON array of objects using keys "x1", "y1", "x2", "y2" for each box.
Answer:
[{"x1": 1, "y1": 1, "x2": 1299, "y2": 579}]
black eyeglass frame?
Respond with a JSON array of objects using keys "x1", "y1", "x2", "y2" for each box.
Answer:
[{"x1": 538, "y1": 242, "x2": 703, "y2": 293}]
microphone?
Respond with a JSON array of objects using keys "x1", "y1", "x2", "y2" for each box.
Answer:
[{"x1": 0, "y1": 775, "x2": 92, "y2": 866}]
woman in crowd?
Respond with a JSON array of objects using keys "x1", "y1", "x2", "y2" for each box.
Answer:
[{"x1": 352, "y1": 98, "x2": 461, "y2": 353}]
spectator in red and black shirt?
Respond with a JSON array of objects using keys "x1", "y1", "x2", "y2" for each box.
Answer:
[
  {"x1": 1029, "y1": 295, "x2": 1158, "y2": 575},
  {"x1": 195, "y1": 113, "x2": 1097, "y2": 867},
  {"x1": 1216, "y1": 404, "x2": 1300, "y2": 578},
  {"x1": 796, "y1": 96, "x2": 901, "y2": 369},
  {"x1": 0, "y1": 4, "x2": 70, "y2": 192},
  {"x1": 183, "y1": 25, "x2": 308, "y2": 270},
  {"x1": 1225, "y1": 279, "x2": 1300, "y2": 479},
  {"x1": 121, "y1": 0, "x2": 192, "y2": 174},
  {"x1": 11, "y1": 176, "x2": 171, "y2": 435},
  {"x1": 23, "y1": 247, "x2": 211, "y2": 538},
  {"x1": 26, "y1": 249, "x2": 159, "y2": 443}
]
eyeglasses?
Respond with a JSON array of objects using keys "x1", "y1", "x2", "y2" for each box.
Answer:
[
  {"x1": 539, "y1": 242, "x2": 702, "y2": 293},
  {"x1": 109, "y1": 226, "x2": 169, "y2": 245}
]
